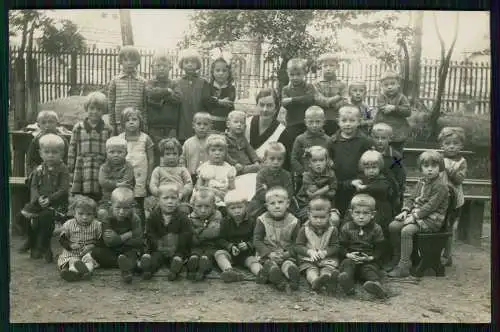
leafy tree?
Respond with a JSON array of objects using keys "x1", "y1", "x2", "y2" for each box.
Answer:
[
  {"x1": 183, "y1": 10, "x2": 414, "y2": 94},
  {"x1": 9, "y1": 10, "x2": 86, "y2": 127}
]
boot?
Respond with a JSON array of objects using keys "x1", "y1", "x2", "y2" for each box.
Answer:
[
  {"x1": 388, "y1": 265, "x2": 410, "y2": 278},
  {"x1": 74, "y1": 260, "x2": 91, "y2": 280},
  {"x1": 363, "y1": 281, "x2": 387, "y2": 299},
  {"x1": 311, "y1": 273, "x2": 330, "y2": 292},
  {"x1": 167, "y1": 256, "x2": 184, "y2": 281},
  {"x1": 268, "y1": 265, "x2": 287, "y2": 291},
  {"x1": 325, "y1": 270, "x2": 339, "y2": 295},
  {"x1": 221, "y1": 268, "x2": 245, "y2": 283},
  {"x1": 118, "y1": 254, "x2": 134, "y2": 283},
  {"x1": 287, "y1": 264, "x2": 301, "y2": 291},
  {"x1": 338, "y1": 272, "x2": 355, "y2": 295},
  {"x1": 195, "y1": 256, "x2": 211, "y2": 281},
  {"x1": 186, "y1": 256, "x2": 199, "y2": 281},
  {"x1": 256, "y1": 260, "x2": 271, "y2": 284},
  {"x1": 140, "y1": 254, "x2": 153, "y2": 280}
]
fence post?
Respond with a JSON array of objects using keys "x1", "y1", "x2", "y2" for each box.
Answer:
[{"x1": 68, "y1": 51, "x2": 78, "y2": 95}]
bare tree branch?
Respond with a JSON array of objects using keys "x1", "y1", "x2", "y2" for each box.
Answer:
[{"x1": 433, "y1": 13, "x2": 446, "y2": 62}]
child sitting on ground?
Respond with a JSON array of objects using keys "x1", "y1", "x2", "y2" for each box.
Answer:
[
  {"x1": 348, "y1": 81, "x2": 373, "y2": 135},
  {"x1": 338, "y1": 194, "x2": 387, "y2": 299},
  {"x1": 194, "y1": 134, "x2": 237, "y2": 204},
  {"x1": 438, "y1": 127, "x2": 468, "y2": 267},
  {"x1": 108, "y1": 45, "x2": 147, "y2": 135},
  {"x1": 353, "y1": 150, "x2": 394, "y2": 265},
  {"x1": 281, "y1": 58, "x2": 316, "y2": 139},
  {"x1": 247, "y1": 142, "x2": 295, "y2": 220},
  {"x1": 388, "y1": 151, "x2": 450, "y2": 278},
  {"x1": 295, "y1": 198, "x2": 340, "y2": 294},
  {"x1": 187, "y1": 188, "x2": 223, "y2": 281},
  {"x1": 17, "y1": 134, "x2": 70, "y2": 260},
  {"x1": 225, "y1": 110, "x2": 261, "y2": 175},
  {"x1": 145, "y1": 52, "x2": 182, "y2": 160},
  {"x1": 91, "y1": 187, "x2": 143, "y2": 283},
  {"x1": 253, "y1": 187, "x2": 301, "y2": 292},
  {"x1": 97, "y1": 136, "x2": 135, "y2": 222},
  {"x1": 180, "y1": 112, "x2": 213, "y2": 184},
  {"x1": 374, "y1": 70, "x2": 411, "y2": 154},
  {"x1": 296, "y1": 146, "x2": 339, "y2": 226},
  {"x1": 207, "y1": 56, "x2": 236, "y2": 133},
  {"x1": 371, "y1": 123, "x2": 406, "y2": 215},
  {"x1": 291, "y1": 106, "x2": 333, "y2": 178},
  {"x1": 313, "y1": 53, "x2": 348, "y2": 135},
  {"x1": 214, "y1": 190, "x2": 261, "y2": 283},
  {"x1": 329, "y1": 105, "x2": 374, "y2": 217},
  {"x1": 68, "y1": 91, "x2": 113, "y2": 203},
  {"x1": 58, "y1": 195, "x2": 102, "y2": 282},
  {"x1": 26, "y1": 110, "x2": 69, "y2": 176},
  {"x1": 118, "y1": 107, "x2": 155, "y2": 222},
  {"x1": 141, "y1": 183, "x2": 193, "y2": 281},
  {"x1": 150, "y1": 138, "x2": 193, "y2": 202}
]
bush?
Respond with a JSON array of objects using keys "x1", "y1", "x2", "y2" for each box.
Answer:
[{"x1": 407, "y1": 110, "x2": 490, "y2": 148}]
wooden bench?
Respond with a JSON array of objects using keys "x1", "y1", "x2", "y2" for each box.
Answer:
[{"x1": 9, "y1": 177, "x2": 29, "y2": 236}]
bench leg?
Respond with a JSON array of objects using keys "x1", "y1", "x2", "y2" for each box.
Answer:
[
  {"x1": 459, "y1": 200, "x2": 485, "y2": 247},
  {"x1": 413, "y1": 236, "x2": 449, "y2": 277}
]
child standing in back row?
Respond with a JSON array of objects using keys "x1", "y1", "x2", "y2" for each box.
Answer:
[
  {"x1": 108, "y1": 46, "x2": 147, "y2": 135},
  {"x1": 68, "y1": 92, "x2": 113, "y2": 203},
  {"x1": 208, "y1": 57, "x2": 236, "y2": 133},
  {"x1": 282, "y1": 58, "x2": 316, "y2": 139},
  {"x1": 374, "y1": 70, "x2": 411, "y2": 154},
  {"x1": 145, "y1": 52, "x2": 182, "y2": 164},
  {"x1": 313, "y1": 53, "x2": 348, "y2": 136},
  {"x1": 118, "y1": 107, "x2": 155, "y2": 221},
  {"x1": 175, "y1": 49, "x2": 213, "y2": 142},
  {"x1": 438, "y1": 127, "x2": 467, "y2": 267},
  {"x1": 348, "y1": 81, "x2": 373, "y2": 136}
]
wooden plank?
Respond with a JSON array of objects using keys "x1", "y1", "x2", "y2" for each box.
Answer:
[
  {"x1": 405, "y1": 177, "x2": 491, "y2": 187},
  {"x1": 403, "y1": 147, "x2": 475, "y2": 155}
]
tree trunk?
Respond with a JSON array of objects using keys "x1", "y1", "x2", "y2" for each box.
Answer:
[
  {"x1": 409, "y1": 11, "x2": 424, "y2": 102},
  {"x1": 13, "y1": 58, "x2": 26, "y2": 129},
  {"x1": 428, "y1": 13, "x2": 459, "y2": 140},
  {"x1": 277, "y1": 56, "x2": 290, "y2": 98},
  {"x1": 119, "y1": 9, "x2": 134, "y2": 46},
  {"x1": 26, "y1": 22, "x2": 38, "y2": 123},
  {"x1": 398, "y1": 38, "x2": 410, "y2": 96}
]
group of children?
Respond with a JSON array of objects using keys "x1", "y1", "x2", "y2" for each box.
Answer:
[{"x1": 15, "y1": 46, "x2": 468, "y2": 300}]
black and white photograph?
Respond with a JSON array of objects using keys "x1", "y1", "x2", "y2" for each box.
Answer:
[{"x1": 7, "y1": 9, "x2": 491, "y2": 322}]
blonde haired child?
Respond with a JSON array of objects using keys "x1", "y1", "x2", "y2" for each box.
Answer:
[
  {"x1": 438, "y1": 127, "x2": 467, "y2": 266},
  {"x1": 295, "y1": 198, "x2": 340, "y2": 294},
  {"x1": 118, "y1": 107, "x2": 155, "y2": 220},
  {"x1": 374, "y1": 70, "x2": 411, "y2": 153},
  {"x1": 68, "y1": 91, "x2": 113, "y2": 202},
  {"x1": 26, "y1": 110, "x2": 69, "y2": 176},
  {"x1": 194, "y1": 134, "x2": 237, "y2": 204},
  {"x1": 253, "y1": 187, "x2": 301, "y2": 291},
  {"x1": 348, "y1": 81, "x2": 373, "y2": 135},
  {"x1": 58, "y1": 196, "x2": 102, "y2": 281},
  {"x1": 296, "y1": 146, "x2": 339, "y2": 226},
  {"x1": 17, "y1": 134, "x2": 69, "y2": 260}
]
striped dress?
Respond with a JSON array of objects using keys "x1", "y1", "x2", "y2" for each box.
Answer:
[
  {"x1": 107, "y1": 71, "x2": 147, "y2": 134},
  {"x1": 68, "y1": 119, "x2": 112, "y2": 195},
  {"x1": 57, "y1": 218, "x2": 102, "y2": 268}
]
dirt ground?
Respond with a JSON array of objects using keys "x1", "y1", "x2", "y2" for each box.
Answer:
[{"x1": 9, "y1": 224, "x2": 491, "y2": 323}]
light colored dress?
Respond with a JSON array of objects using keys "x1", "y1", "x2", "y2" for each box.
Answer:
[
  {"x1": 194, "y1": 161, "x2": 237, "y2": 204},
  {"x1": 119, "y1": 132, "x2": 154, "y2": 197}
]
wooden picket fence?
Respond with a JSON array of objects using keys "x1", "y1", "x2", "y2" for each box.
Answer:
[{"x1": 9, "y1": 46, "x2": 491, "y2": 114}]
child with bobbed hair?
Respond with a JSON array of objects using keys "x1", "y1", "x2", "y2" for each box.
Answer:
[
  {"x1": 68, "y1": 91, "x2": 113, "y2": 203},
  {"x1": 150, "y1": 137, "x2": 193, "y2": 201},
  {"x1": 58, "y1": 195, "x2": 102, "y2": 282},
  {"x1": 208, "y1": 56, "x2": 236, "y2": 132},
  {"x1": 388, "y1": 151, "x2": 449, "y2": 277}
]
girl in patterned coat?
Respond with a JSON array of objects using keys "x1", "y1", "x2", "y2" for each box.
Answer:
[
  {"x1": 68, "y1": 92, "x2": 113, "y2": 203},
  {"x1": 58, "y1": 195, "x2": 102, "y2": 282},
  {"x1": 118, "y1": 107, "x2": 155, "y2": 221}
]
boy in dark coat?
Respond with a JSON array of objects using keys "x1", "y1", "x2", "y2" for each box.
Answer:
[{"x1": 140, "y1": 183, "x2": 193, "y2": 281}]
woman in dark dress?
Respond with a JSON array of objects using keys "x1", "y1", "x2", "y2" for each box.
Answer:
[{"x1": 245, "y1": 88, "x2": 294, "y2": 171}]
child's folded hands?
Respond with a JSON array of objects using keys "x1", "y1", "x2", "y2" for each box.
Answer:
[
  {"x1": 231, "y1": 245, "x2": 240, "y2": 256},
  {"x1": 395, "y1": 211, "x2": 408, "y2": 221},
  {"x1": 237, "y1": 241, "x2": 248, "y2": 251}
]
